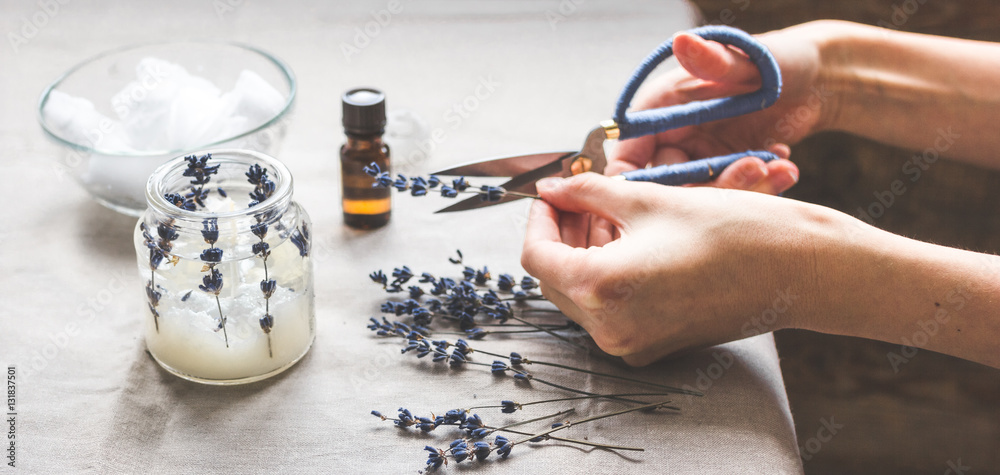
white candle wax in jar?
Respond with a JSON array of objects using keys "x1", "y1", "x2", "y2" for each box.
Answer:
[{"x1": 135, "y1": 149, "x2": 314, "y2": 384}]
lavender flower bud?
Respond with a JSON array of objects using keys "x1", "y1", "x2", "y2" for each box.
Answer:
[
  {"x1": 362, "y1": 162, "x2": 381, "y2": 177},
  {"x1": 259, "y1": 314, "x2": 274, "y2": 333},
  {"x1": 260, "y1": 279, "x2": 277, "y2": 299},
  {"x1": 200, "y1": 247, "x2": 223, "y2": 263}
]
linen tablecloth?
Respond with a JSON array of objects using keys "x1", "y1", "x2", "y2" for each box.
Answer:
[{"x1": 0, "y1": 0, "x2": 802, "y2": 472}]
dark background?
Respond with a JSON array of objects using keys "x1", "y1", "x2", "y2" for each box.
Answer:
[{"x1": 687, "y1": 1, "x2": 1000, "y2": 473}]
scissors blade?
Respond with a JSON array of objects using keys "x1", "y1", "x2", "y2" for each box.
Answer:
[
  {"x1": 435, "y1": 192, "x2": 525, "y2": 213},
  {"x1": 431, "y1": 151, "x2": 575, "y2": 177},
  {"x1": 434, "y1": 127, "x2": 611, "y2": 213},
  {"x1": 435, "y1": 158, "x2": 567, "y2": 213}
]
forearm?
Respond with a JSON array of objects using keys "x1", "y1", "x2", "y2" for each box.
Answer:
[
  {"x1": 802, "y1": 215, "x2": 1000, "y2": 368},
  {"x1": 811, "y1": 20, "x2": 1000, "y2": 168}
]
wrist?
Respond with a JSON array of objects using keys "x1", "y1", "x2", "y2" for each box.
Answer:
[
  {"x1": 789, "y1": 20, "x2": 875, "y2": 135},
  {"x1": 792, "y1": 213, "x2": 912, "y2": 336},
  {"x1": 774, "y1": 201, "x2": 867, "y2": 333},
  {"x1": 727, "y1": 197, "x2": 865, "y2": 335},
  {"x1": 753, "y1": 19, "x2": 864, "y2": 140},
  {"x1": 797, "y1": 211, "x2": 1000, "y2": 368}
]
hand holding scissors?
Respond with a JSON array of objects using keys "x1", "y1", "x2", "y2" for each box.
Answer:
[{"x1": 433, "y1": 25, "x2": 786, "y2": 213}]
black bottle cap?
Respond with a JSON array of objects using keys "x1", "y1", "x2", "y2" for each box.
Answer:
[{"x1": 342, "y1": 88, "x2": 386, "y2": 135}]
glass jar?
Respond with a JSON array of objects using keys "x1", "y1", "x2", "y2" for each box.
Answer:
[{"x1": 134, "y1": 149, "x2": 314, "y2": 384}]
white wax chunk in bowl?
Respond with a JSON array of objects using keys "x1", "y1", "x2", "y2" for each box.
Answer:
[{"x1": 38, "y1": 42, "x2": 296, "y2": 217}]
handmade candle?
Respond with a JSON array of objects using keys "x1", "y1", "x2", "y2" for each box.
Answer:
[{"x1": 134, "y1": 150, "x2": 314, "y2": 384}]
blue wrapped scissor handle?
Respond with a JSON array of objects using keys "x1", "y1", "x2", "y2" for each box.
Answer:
[
  {"x1": 613, "y1": 25, "x2": 782, "y2": 140},
  {"x1": 610, "y1": 26, "x2": 782, "y2": 186},
  {"x1": 620, "y1": 150, "x2": 777, "y2": 185}
]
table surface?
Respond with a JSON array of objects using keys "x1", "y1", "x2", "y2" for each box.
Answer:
[{"x1": 0, "y1": 1, "x2": 803, "y2": 472}]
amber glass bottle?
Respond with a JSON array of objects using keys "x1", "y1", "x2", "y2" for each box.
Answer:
[{"x1": 341, "y1": 88, "x2": 391, "y2": 229}]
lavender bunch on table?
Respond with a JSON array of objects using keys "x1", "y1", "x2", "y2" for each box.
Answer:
[
  {"x1": 365, "y1": 252, "x2": 701, "y2": 471},
  {"x1": 371, "y1": 399, "x2": 672, "y2": 471},
  {"x1": 420, "y1": 400, "x2": 672, "y2": 470},
  {"x1": 391, "y1": 335, "x2": 696, "y2": 403},
  {"x1": 367, "y1": 250, "x2": 561, "y2": 342}
]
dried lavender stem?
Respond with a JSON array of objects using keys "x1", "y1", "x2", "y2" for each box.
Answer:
[
  {"x1": 493, "y1": 408, "x2": 574, "y2": 431},
  {"x1": 464, "y1": 361, "x2": 655, "y2": 406},
  {"x1": 513, "y1": 372, "x2": 660, "y2": 406},
  {"x1": 501, "y1": 294, "x2": 547, "y2": 302},
  {"x1": 510, "y1": 399, "x2": 675, "y2": 448},
  {"x1": 150, "y1": 271, "x2": 159, "y2": 333},
  {"x1": 466, "y1": 392, "x2": 676, "y2": 411},
  {"x1": 216, "y1": 294, "x2": 229, "y2": 348},
  {"x1": 264, "y1": 257, "x2": 272, "y2": 358},
  {"x1": 438, "y1": 324, "x2": 575, "y2": 336},
  {"x1": 478, "y1": 343, "x2": 700, "y2": 396},
  {"x1": 491, "y1": 426, "x2": 644, "y2": 451},
  {"x1": 510, "y1": 315, "x2": 588, "y2": 351},
  {"x1": 521, "y1": 359, "x2": 702, "y2": 396}
]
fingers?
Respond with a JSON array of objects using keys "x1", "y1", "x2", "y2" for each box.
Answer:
[
  {"x1": 701, "y1": 156, "x2": 800, "y2": 195},
  {"x1": 755, "y1": 159, "x2": 799, "y2": 195},
  {"x1": 608, "y1": 143, "x2": 692, "y2": 176},
  {"x1": 607, "y1": 135, "x2": 655, "y2": 175},
  {"x1": 537, "y1": 282, "x2": 590, "y2": 332},
  {"x1": 704, "y1": 154, "x2": 799, "y2": 195},
  {"x1": 673, "y1": 32, "x2": 761, "y2": 87},
  {"x1": 712, "y1": 156, "x2": 768, "y2": 189},
  {"x1": 535, "y1": 174, "x2": 640, "y2": 227},
  {"x1": 621, "y1": 348, "x2": 664, "y2": 367},
  {"x1": 521, "y1": 199, "x2": 579, "y2": 292},
  {"x1": 769, "y1": 143, "x2": 792, "y2": 160},
  {"x1": 587, "y1": 214, "x2": 618, "y2": 248},
  {"x1": 557, "y1": 211, "x2": 591, "y2": 249}
]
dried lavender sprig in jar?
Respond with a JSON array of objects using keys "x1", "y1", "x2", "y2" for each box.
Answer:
[
  {"x1": 183, "y1": 153, "x2": 221, "y2": 209},
  {"x1": 248, "y1": 164, "x2": 278, "y2": 357},
  {"x1": 139, "y1": 221, "x2": 178, "y2": 332},
  {"x1": 198, "y1": 218, "x2": 228, "y2": 348}
]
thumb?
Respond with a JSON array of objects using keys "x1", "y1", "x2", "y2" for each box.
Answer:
[{"x1": 536, "y1": 173, "x2": 642, "y2": 226}]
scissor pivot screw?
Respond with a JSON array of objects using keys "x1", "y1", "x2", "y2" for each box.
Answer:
[
  {"x1": 571, "y1": 156, "x2": 593, "y2": 175},
  {"x1": 600, "y1": 120, "x2": 620, "y2": 140}
]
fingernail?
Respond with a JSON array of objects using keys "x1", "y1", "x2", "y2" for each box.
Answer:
[
  {"x1": 737, "y1": 162, "x2": 766, "y2": 187},
  {"x1": 535, "y1": 177, "x2": 564, "y2": 194},
  {"x1": 772, "y1": 168, "x2": 799, "y2": 192},
  {"x1": 787, "y1": 168, "x2": 799, "y2": 184}
]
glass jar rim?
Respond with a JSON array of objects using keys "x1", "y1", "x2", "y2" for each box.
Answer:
[{"x1": 146, "y1": 149, "x2": 293, "y2": 221}]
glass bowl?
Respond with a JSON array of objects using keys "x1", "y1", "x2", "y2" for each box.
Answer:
[{"x1": 38, "y1": 41, "x2": 296, "y2": 217}]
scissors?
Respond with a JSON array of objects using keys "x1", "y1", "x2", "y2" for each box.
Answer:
[{"x1": 432, "y1": 25, "x2": 782, "y2": 213}]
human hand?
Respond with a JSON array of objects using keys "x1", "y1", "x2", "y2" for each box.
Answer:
[
  {"x1": 521, "y1": 173, "x2": 848, "y2": 366},
  {"x1": 609, "y1": 22, "x2": 839, "y2": 194}
]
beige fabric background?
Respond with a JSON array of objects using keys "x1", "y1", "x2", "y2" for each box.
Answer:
[{"x1": 0, "y1": 0, "x2": 802, "y2": 472}]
